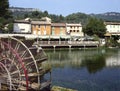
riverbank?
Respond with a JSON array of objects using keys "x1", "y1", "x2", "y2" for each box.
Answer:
[{"x1": 51, "y1": 86, "x2": 77, "y2": 91}]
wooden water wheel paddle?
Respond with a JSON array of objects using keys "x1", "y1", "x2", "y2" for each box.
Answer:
[{"x1": 0, "y1": 36, "x2": 51, "y2": 91}]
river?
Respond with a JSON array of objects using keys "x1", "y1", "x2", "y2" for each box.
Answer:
[{"x1": 44, "y1": 48, "x2": 120, "y2": 91}]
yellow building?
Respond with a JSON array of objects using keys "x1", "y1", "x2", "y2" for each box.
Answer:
[
  {"x1": 31, "y1": 17, "x2": 51, "y2": 35},
  {"x1": 51, "y1": 23, "x2": 66, "y2": 36},
  {"x1": 31, "y1": 21, "x2": 51, "y2": 35}
]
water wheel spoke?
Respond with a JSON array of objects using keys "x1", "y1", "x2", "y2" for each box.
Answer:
[
  {"x1": 10, "y1": 70, "x2": 19, "y2": 75},
  {"x1": 14, "y1": 42, "x2": 20, "y2": 52},
  {"x1": 18, "y1": 86, "x2": 26, "y2": 90},
  {"x1": 26, "y1": 61, "x2": 34, "y2": 66},
  {"x1": 8, "y1": 59, "x2": 16, "y2": 72},
  {"x1": 0, "y1": 42, "x2": 5, "y2": 50},
  {"x1": 0, "y1": 37, "x2": 51, "y2": 91},
  {"x1": 36, "y1": 57, "x2": 48, "y2": 63},
  {"x1": 22, "y1": 56, "x2": 33, "y2": 61},
  {"x1": 40, "y1": 81, "x2": 51, "y2": 90},
  {"x1": 0, "y1": 65, "x2": 5, "y2": 71},
  {"x1": 19, "y1": 80, "x2": 40, "y2": 90},
  {"x1": 29, "y1": 82, "x2": 40, "y2": 90},
  {"x1": 21, "y1": 73, "x2": 39, "y2": 77},
  {"x1": 19, "y1": 50, "x2": 27, "y2": 58}
]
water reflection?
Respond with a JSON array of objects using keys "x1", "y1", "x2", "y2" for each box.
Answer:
[
  {"x1": 45, "y1": 49, "x2": 120, "y2": 73},
  {"x1": 44, "y1": 49, "x2": 120, "y2": 91},
  {"x1": 81, "y1": 55, "x2": 106, "y2": 73}
]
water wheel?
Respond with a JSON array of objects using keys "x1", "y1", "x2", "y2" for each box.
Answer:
[{"x1": 0, "y1": 36, "x2": 51, "y2": 91}]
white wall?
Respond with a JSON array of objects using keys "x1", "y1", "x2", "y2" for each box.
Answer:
[
  {"x1": 14, "y1": 23, "x2": 31, "y2": 33},
  {"x1": 66, "y1": 23, "x2": 84, "y2": 37},
  {"x1": 106, "y1": 24, "x2": 120, "y2": 33}
]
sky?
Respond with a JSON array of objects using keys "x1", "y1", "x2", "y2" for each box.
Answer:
[{"x1": 9, "y1": 0, "x2": 120, "y2": 16}]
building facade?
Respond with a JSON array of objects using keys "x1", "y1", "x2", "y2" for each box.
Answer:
[
  {"x1": 105, "y1": 22, "x2": 120, "y2": 35},
  {"x1": 13, "y1": 20, "x2": 31, "y2": 33},
  {"x1": 31, "y1": 17, "x2": 51, "y2": 35},
  {"x1": 51, "y1": 23, "x2": 66, "y2": 36},
  {"x1": 31, "y1": 21, "x2": 51, "y2": 35},
  {"x1": 66, "y1": 23, "x2": 83, "y2": 37},
  {"x1": 13, "y1": 17, "x2": 84, "y2": 39}
]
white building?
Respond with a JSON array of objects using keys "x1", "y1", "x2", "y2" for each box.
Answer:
[
  {"x1": 105, "y1": 22, "x2": 120, "y2": 35},
  {"x1": 13, "y1": 19, "x2": 31, "y2": 33},
  {"x1": 66, "y1": 23, "x2": 84, "y2": 37}
]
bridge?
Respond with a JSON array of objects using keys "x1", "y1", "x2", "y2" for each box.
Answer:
[
  {"x1": 0, "y1": 34, "x2": 99, "y2": 49},
  {"x1": 34, "y1": 40, "x2": 99, "y2": 49}
]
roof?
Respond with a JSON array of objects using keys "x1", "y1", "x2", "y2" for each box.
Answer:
[
  {"x1": 66, "y1": 23, "x2": 82, "y2": 27},
  {"x1": 14, "y1": 20, "x2": 30, "y2": 24},
  {"x1": 41, "y1": 17, "x2": 51, "y2": 21},
  {"x1": 104, "y1": 32, "x2": 111, "y2": 36},
  {"x1": 51, "y1": 23, "x2": 66, "y2": 27},
  {"x1": 104, "y1": 22, "x2": 120, "y2": 25},
  {"x1": 31, "y1": 21, "x2": 51, "y2": 25}
]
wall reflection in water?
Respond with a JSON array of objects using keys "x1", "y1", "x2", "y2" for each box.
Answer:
[{"x1": 45, "y1": 49, "x2": 120, "y2": 73}]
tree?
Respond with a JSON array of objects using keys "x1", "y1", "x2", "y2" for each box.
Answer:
[
  {"x1": 7, "y1": 23, "x2": 13, "y2": 33},
  {"x1": 83, "y1": 18, "x2": 106, "y2": 38},
  {"x1": 43, "y1": 11, "x2": 49, "y2": 17},
  {"x1": 31, "y1": 11, "x2": 40, "y2": 18},
  {"x1": 0, "y1": 0, "x2": 13, "y2": 33},
  {"x1": 66, "y1": 12, "x2": 90, "y2": 24},
  {"x1": 0, "y1": 0, "x2": 9, "y2": 17}
]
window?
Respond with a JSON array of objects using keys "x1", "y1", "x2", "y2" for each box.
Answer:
[
  {"x1": 20, "y1": 29, "x2": 25, "y2": 32},
  {"x1": 38, "y1": 25, "x2": 40, "y2": 28},
  {"x1": 117, "y1": 30, "x2": 120, "y2": 32},
  {"x1": 110, "y1": 25, "x2": 112, "y2": 28},
  {"x1": 60, "y1": 27, "x2": 63, "y2": 30},
  {"x1": 52, "y1": 27, "x2": 55, "y2": 30},
  {"x1": 44, "y1": 25, "x2": 46, "y2": 29},
  {"x1": 44, "y1": 30, "x2": 46, "y2": 35},
  {"x1": 113, "y1": 25, "x2": 115, "y2": 28},
  {"x1": 52, "y1": 30, "x2": 55, "y2": 35}
]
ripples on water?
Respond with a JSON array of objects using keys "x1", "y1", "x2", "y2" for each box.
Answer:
[{"x1": 44, "y1": 48, "x2": 120, "y2": 91}]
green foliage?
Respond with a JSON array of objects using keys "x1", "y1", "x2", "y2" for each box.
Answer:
[
  {"x1": 93, "y1": 34, "x2": 99, "y2": 41},
  {"x1": 12, "y1": 11, "x2": 90, "y2": 24},
  {"x1": 0, "y1": 17, "x2": 6, "y2": 31},
  {"x1": 50, "y1": 14, "x2": 65, "y2": 23},
  {"x1": 0, "y1": 0, "x2": 9, "y2": 17},
  {"x1": 105, "y1": 37, "x2": 119, "y2": 47},
  {"x1": 83, "y1": 18, "x2": 106, "y2": 38},
  {"x1": 92, "y1": 12, "x2": 120, "y2": 22},
  {"x1": 0, "y1": 0, "x2": 13, "y2": 33},
  {"x1": 31, "y1": 11, "x2": 40, "y2": 18},
  {"x1": 11, "y1": 9, "x2": 120, "y2": 24},
  {"x1": 7, "y1": 23, "x2": 13, "y2": 33},
  {"x1": 66, "y1": 12, "x2": 90, "y2": 25}
]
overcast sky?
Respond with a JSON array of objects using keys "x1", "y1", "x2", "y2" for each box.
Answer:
[{"x1": 9, "y1": 0, "x2": 120, "y2": 16}]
